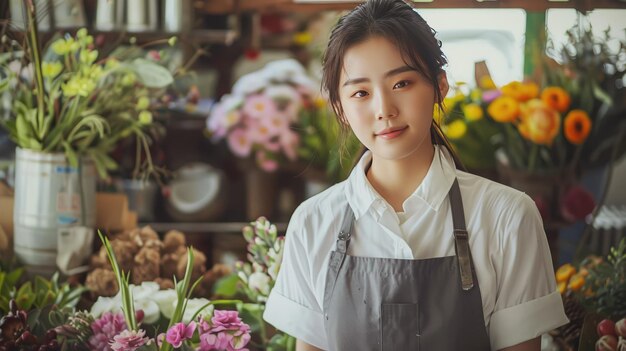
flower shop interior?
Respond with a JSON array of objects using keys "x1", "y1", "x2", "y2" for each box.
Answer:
[{"x1": 0, "y1": 0, "x2": 626, "y2": 350}]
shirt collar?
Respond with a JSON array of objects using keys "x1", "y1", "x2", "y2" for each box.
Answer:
[{"x1": 345, "y1": 145, "x2": 457, "y2": 220}]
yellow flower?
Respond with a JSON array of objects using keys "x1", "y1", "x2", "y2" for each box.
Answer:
[
  {"x1": 138, "y1": 111, "x2": 153, "y2": 125},
  {"x1": 105, "y1": 58, "x2": 120, "y2": 70},
  {"x1": 89, "y1": 65, "x2": 103, "y2": 80},
  {"x1": 136, "y1": 96, "x2": 150, "y2": 110},
  {"x1": 444, "y1": 120, "x2": 467, "y2": 139},
  {"x1": 313, "y1": 97, "x2": 326, "y2": 109},
  {"x1": 564, "y1": 109, "x2": 592, "y2": 145},
  {"x1": 517, "y1": 99, "x2": 561, "y2": 145},
  {"x1": 51, "y1": 37, "x2": 80, "y2": 56},
  {"x1": 79, "y1": 49, "x2": 98, "y2": 65},
  {"x1": 293, "y1": 32, "x2": 312, "y2": 46},
  {"x1": 168, "y1": 36, "x2": 178, "y2": 47},
  {"x1": 62, "y1": 76, "x2": 96, "y2": 97},
  {"x1": 470, "y1": 89, "x2": 482, "y2": 102},
  {"x1": 77, "y1": 28, "x2": 88, "y2": 38},
  {"x1": 501, "y1": 81, "x2": 539, "y2": 102},
  {"x1": 555, "y1": 263, "x2": 576, "y2": 283},
  {"x1": 487, "y1": 96, "x2": 520, "y2": 123},
  {"x1": 42, "y1": 61, "x2": 62, "y2": 78},
  {"x1": 121, "y1": 73, "x2": 136, "y2": 86},
  {"x1": 541, "y1": 86, "x2": 571, "y2": 113},
  {"x1": 463, "y1": 103, "x2": 483, "y2": 121},
  {"x1": 479, "y1": 76, "x2": 496, "y2": 90}
]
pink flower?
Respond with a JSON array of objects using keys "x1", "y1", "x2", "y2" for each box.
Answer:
[
  {"x1": 247, "y1": 118, "x2": 274, "y2": 143},
  {"x1": 197, "y1": 310, "x2": 251, "y2": 351},
  {"x1": 256, "y1": 151, "x2": 278, "y2": 172},
  {"x1": 147, "y1": 50, "x2": 161, "y2": 61},
  {"x1": 227, "y1": 128, "x2": 252, "y2": 157},
  {"x1": 109, "y1": 329, "x2": 150, "y2": 351},
  {"x1": 89, "y1": 312, "x2": 127, "y2": 351},
  {"x1": 262, "y1": 112, "x2": 289, "y2": 137},
  {"x1": 165, "y1": 321, "x2": 196, "y2": 348},
  {"x1": 482, "y1": 89, "x2": 502, "y2": 103},
  {"x1": 242, "y1": 94, "x2": 277, "y2": 120},
  {"x1": 279, "y1": 129, "x2": 300, "y2": 161}
]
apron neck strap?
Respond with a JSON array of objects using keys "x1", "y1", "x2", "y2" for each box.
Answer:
[
  {"x1": 336, "y1": 204, "x2": 355, "y2": 254},
  {"x1": 449, "y1": 178, "x2": 475, "y2": 290}
]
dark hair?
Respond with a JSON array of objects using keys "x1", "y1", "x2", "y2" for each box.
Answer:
[{"x1": 321, "y1": 0, "x2": 464, "y2": 169}]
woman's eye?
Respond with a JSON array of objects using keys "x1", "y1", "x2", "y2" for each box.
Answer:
[
  {"x1": 352, "y1": 90, "x2": 368, "y2": 98},
  {"x1": 393, "y1": 80, "x2": 410, "y2": 89}
]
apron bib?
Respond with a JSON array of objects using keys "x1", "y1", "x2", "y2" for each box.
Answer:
[{"x1": 322, "y1": 179, "x2": 491, "y2": 350}]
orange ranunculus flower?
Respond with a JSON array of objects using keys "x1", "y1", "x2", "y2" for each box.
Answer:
[
  {"x1": 568, "y1": 273, "x2": 585, "y2": 292},
  {"x1": 501, "y1": 81, "x2": 539, "y2": 102},
  {"x1": 556, "y1": 263, "x2": 576, "y2": 283},
  {"x1": 541, "y1": 86, "x2": 571, "y2": 113},
  {"x1": 487, "y1": 96, "x2": 520, "y2": 123},
  {"x1": 517, "y1": 99, "x2": 561, "y2": 145},
  {"x1": 564, "y1": 109, "x2": 592, "y2": 145}
]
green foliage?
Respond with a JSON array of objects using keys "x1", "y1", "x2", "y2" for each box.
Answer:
[
  {"x1": 297, "y1": 104, "x2": 361, "y2": 183},
  {"x1": 0, "y1": 4, "x2": 175, "y2": 180},
  {"x1": 0, "y1": 268, "x2": 86, "y2": 317},
  {"x1": 579, "y1": 239, "x2": 626, "y2": 319}
]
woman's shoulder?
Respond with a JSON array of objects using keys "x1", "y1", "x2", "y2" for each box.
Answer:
[
  {"x1": 289, "y1": 180, "x2": 349, "y2": 234},
  {"x1": 455, "y1": 169, "x2": 537, "y2": 224}
]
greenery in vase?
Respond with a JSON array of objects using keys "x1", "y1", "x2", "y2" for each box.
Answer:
[{"x1": 0, "y1": 1, "x2": 174, "y2": 179}]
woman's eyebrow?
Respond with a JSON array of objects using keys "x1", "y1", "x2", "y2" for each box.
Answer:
[{"x1": 342, "y1": 66, "x2": 415, "y2": 87}]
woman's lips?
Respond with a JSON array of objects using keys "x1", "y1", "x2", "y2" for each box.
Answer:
[{"x1": 375, "y1": 126, "x2": 408, "y2": 140}]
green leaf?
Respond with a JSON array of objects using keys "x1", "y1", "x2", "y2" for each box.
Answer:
[
  {"x1": 213, "y1": 273, "x2": 240, "y2": 298},
  {"x1": 128, "y1": 58, "x2": 174, "y2": 88}
]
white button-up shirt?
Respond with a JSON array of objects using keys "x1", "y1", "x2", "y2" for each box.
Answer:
[{"x1": 264, "y1": 146, "x2": 569, "y2": 350}]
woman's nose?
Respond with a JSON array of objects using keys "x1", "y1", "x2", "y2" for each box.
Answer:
[{"x1": 375, "y1": 93, "x2": 398, "y2": 120}]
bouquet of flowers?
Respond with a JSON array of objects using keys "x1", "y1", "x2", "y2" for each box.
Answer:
[
  {"x1": 0, "y1": 1, "x2": 175, "y2": 179},
  {"x1": 206, "y1": 59, "x2": 320, "y2": 172}
]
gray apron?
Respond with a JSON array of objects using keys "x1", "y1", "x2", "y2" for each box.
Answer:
[{"x1": 323, "y1": 179, "x2": 491, "y2": 350}]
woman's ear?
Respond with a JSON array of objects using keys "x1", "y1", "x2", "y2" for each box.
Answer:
[{"x1": 437, "y1": 72, "x2": 449, "y2": 102}]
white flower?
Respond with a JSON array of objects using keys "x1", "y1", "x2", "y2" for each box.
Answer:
[
  {"x1": 248, "y1": 271, "x2": 270, "y2": 296},
  {"x1": 263, "y1": 59, "x2": 306, "y2": 82},
  {"x1": 131, "y1": 282, "x2": 160, "y2": 301},
  {"x1": 265, "y1": 84, "x2": 300, "y2": 102},
  {"x1": 268, "y1": 260, "x2": 281, "y2": 281},
  {"x1": 237, "y1": 271, "x2": 248, "y2": 284},
  {"x1": 90, "y1": 295, "x2": 120, "y2": 317},
  {"x1": 134, "y1": 299, "x2": 161, "y2": 324},
  {"x1": 232, "y1": 71, "x2": 268, "y2": 96},
  {"x1": 152, "y1": 289, "x2": 178, "y2": 320},
  {"x1": 182, "y1": 298, "x2": 212, "y2": 323}
]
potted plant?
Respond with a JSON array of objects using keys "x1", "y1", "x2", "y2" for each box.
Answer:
[{"x1": 0, "y1": 1, "x2": 173, "y2": 276}]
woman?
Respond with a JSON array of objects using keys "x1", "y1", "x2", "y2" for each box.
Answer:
[{"x1": 263, "y1": 1, "x2": 569, "y2": 350}]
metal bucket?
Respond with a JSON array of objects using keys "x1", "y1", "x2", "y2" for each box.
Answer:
[{"x1": 13, "y1": 148, "x2": 96, "y2": 276}]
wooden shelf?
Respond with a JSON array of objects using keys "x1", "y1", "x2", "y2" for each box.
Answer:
[
  {"x1": 139, "y1": 221, "x2": 288, "y2": 233},
  {"x1": 194, "y1": 0, "x2": 626, "y2": 14}
]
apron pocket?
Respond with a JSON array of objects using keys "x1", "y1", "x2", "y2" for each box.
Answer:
[{"x1": 381, "y1": 303, "x2": 420, "y2": 351}]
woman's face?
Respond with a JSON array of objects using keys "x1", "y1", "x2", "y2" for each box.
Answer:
[{"x1": 338, "y1": 36, "x2": 447, "y2": 162}]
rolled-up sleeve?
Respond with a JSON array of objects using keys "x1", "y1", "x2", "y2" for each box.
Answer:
[
  {"x1": 490, "y1": 194, "x2": 569, "y2": 350},
  {"x1": 263, "y1": 206, "x2": 329, "y2": 350}
]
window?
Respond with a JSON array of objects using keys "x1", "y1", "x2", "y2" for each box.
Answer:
[
  {"x1": 419, "y1": 9, "x2": 527, "y2": 89},
  {"x1": 546, "y1": 9, "x2": 626, "y2": 71}
]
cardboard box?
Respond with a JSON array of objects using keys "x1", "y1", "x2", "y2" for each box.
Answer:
[
  {"x1": 0, "y1": 196, "x2": 13, "y2": 238},
  {"x1": 95, "y1": 192, "x2": 130, "y2": 232}
]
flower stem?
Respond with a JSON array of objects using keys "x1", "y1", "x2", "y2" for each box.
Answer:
[{"x1": 24, "y1": 0, "x2": 46, "y2": 141}]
